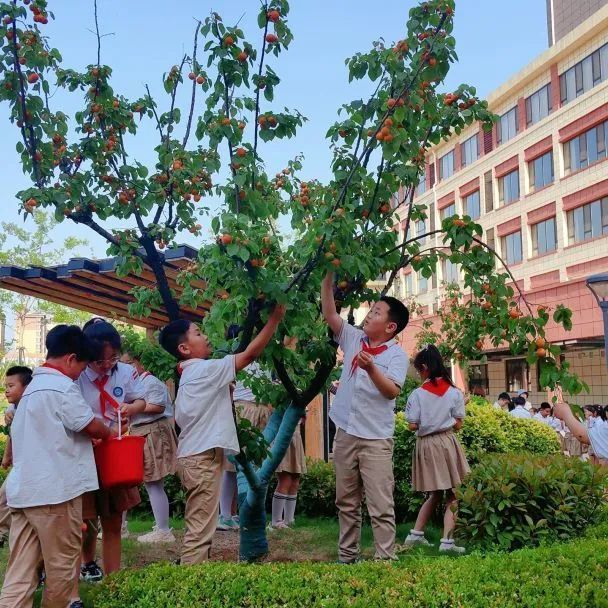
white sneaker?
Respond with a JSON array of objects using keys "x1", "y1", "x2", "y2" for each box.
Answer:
[
  {"x1": 136, "y1": 528, "x2": 176, "y2": 544},
  {"x1": 439, "y1": 539, "x2": 466, "y2": 553},
  {"x1": 267, "y1": 521, "x2": 290, "y2": 532},
  {"x1": 403, "y1": 531, "x2": 431, "y2": 546},
  {"x1": 216, "y1": 515, "x2": 239, "y2": 531}
]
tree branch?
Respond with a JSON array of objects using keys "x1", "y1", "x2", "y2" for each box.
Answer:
[
  {"x1": 182, "y1": 20, "x2": 201, "y2": 148},
  {"x1": 272, "y1": 356, "x2": 303, "y2": 407},
  {"x1": 251, "y1": 2, "x2": 269, "y2": 188}
]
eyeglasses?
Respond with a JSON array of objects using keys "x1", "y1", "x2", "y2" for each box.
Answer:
[{"x1": 94, "y1": 356, "x2": 121, "y2": 366}]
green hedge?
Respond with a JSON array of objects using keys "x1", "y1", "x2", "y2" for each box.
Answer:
[
  {"x1": 457, "y1": 454, "x2": 608, "y2": 550},
  {"x1": 94, "y1": 536, "x2": 608, "y2": 607}
]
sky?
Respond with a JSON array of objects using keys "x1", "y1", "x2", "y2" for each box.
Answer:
[{"x1": 0, "y1": 0, "x2": 548, "y2": 258}]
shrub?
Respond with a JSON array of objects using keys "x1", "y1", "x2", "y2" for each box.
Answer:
[
  {"x1": 94, "y1": 537, "x2": 608, "y2": 607},
  {"x1": 456, "y1": 453, "x2": 608, "y2": 551},
  {"x1": 289, "y1": 458, "x2": 336, "y2": 517},
  {"x1": 459, "y1": 402, "x2": 560, "y2": 466},
  {"x1": 131, "y1": 474, "x2": 186, "y2": 519}
]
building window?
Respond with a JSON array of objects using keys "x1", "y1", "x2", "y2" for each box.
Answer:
[
  {"x1": 417, "y1": 272, "x2": 428, "y2": 294},
  {"x1": 502, "y1": 231, "x2": 523, "y2": 265},
  {"x1": 416, "y1": 219, "x2": 427, "y2": 245},
  {"x1": 439, "y1": 150, "x2": 455, "y2": 181},
  {"x1": 464, "y1": 190, "x2": 481, "y2": 220},
  {"x1": 525, "y1": 84, "x2": 552, "y2": 126},
  {"x1": 506, "y1": 358, "x2": 529, "y2": 392},
  {"x1": 497, "y1": 107, "x2": 518, "y2": 144},
  {"x1": 498, "y1": 169, "x2": 520, "y2": 205},
  {"x1": 532, "y1": 217, "x2": 557, "y2": 255},
  {"x1": 564, "y1": 120, "x2": 607, "y2": 173},
  {"x1": 484, "y1": 171, "x2": 494, "y2": 212},
  {"x1": 461, "y1": 135, "x2": 479, "y2": 167},
  {"x1": 442, "y1": 258, "x2": 459, "y2": 284},
  {"x1": 469, "y1": 363, "x2": 489, "y2": 393},
  {"x1": 567, "y1": 197, "x2": 608, "y2": 244},
  {"x1": 560, "y1": 43, "x2": 608, "y2": 105},
  {"x1": 416, "y1": 170, "x2": 427, "y2": 196},
  {"x1": 529, "y1": 151, "x2": 554, "y2": 191},
  {"x1": 404, "y1": 273, "x2": 413, "y2": 297},
  {"x1": 441, "y1": 203, "x2": 456, "y2": 221}
]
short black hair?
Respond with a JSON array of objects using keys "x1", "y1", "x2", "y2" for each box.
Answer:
[
  {"x1": 158, "y1": 319, "x2": 192, "y2": 360},
  {"x1": 540, "y1": 402, "x2": 551, "y2": 410},
  {"x1": 5, "y1": 365, "x2": 33, "y2": 387},
  {"x1": 498, "y1": 392, "x2": 510, "y2": 401},
  {"x1": 379, "y1": 296, "x2": 409, "y2": 335},
  {"x1": 513, "y1": 396, "x2": 526, "y2": 406},
  {"x1": 83, "y1": 319, "x2": 121, "y2": 360},
  {"x1": 46, "y1": 325, "x2": 93, "y2": 361}
]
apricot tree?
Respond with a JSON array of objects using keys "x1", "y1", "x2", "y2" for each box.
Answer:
[{"x1": 0, "y1": 0, "x2": 580, "y2": 560}]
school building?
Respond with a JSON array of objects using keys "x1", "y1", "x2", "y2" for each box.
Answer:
[{"x1": 365, "y1": 3, "x2": 608, "y2": 407}]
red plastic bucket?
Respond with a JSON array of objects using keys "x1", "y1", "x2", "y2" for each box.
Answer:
[{"x1": 94, "y1": 435, "x2": 145, "y2": 489}]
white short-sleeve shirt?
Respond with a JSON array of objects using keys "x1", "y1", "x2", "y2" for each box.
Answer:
[
  {"x1": 406, "y1": 383, "x2": 465, "y2": 436},
  {"x1": 6, "y1": 367, "x2": 99, "y2": 508},
  {"x1": 77, "y1": 362, "x2": 145, "y2": 424},
  {"x1": 131, "y1": 372, "x2": 173, "y2": 425},
  {"x1": 533, "y1": 412, "x2": 562, "y2": 430},
  {"x1": 510, "y1": 405, "x2": 532, "y2": 419},
  {"x1": 175, "y1": 356, "x2": 238, "y2": 458},
  {"x1": 589, "y1": 422, "x2": 608, "y2": 459},
  {"x1": 329, "y1": 320, "x2": 409, "y2": 440}
]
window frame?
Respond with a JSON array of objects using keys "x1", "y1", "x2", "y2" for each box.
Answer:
[
  {"x1": 502, "y1": 230, "x2": 523, "y2": 265},
  {"x1": 532, "y1": 217, "x2": 557, "y2": 256},
  {"x1": 498, "y1": 169, "x2": 520, "y2": 205},
  {"x1": 529, "y1": 151, "x2": 554, "y2": 192},
  {"x1": 498, "y1": 107, "x2": 518, "y2": 144},
  {"x1": 464, "y1": 190, "x2": 481, "y2": 220},
  {"x1": 506, "y1": 358, "x2": 529, "y2": 393},
  {"x1": 439, "y1": 150, "x2": 455, "y2": 181},
  {"x1": 461, "y1": 134, "x2": 479, "y2": 167}
]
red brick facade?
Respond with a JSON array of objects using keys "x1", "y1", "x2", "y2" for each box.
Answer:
[
  {"x1": 562, "y1": 179, "x2": 608, "y2": 212},
  {"x1": 496, "y1": 216, "x2": 522, "y2": 237},
  {"x1": 459, "y1": 177, "x2": 480, "y2": 198},
  {"x1": 437, "y1": 191, "x2": 455, "y2": 210},
  {"x1": 494, "y1": 155, "x2": 520, "y2": 178},
  {"x1": 524, "y1": 136, "x2": 553, "y2": 162},
  {"x1": 558, "y1": 103, "x2": 608, "y2": 143},
  {"x1": 527, "y1": 201, "x2": 556, "y2": 225}
]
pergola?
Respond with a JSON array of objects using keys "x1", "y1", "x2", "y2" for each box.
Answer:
[{"x1": 0, "y1": 244, "x2": 209, "y2": 329}]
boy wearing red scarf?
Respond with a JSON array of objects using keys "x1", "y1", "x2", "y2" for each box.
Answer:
[
  {"x1": 0, "y1": 325, "x2": 114, "y2": 608},
  {"x1": 321, "y1": 273, "x2": 409, "y2": 563}
]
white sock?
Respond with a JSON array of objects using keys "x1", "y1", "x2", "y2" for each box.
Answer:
[
  {"x1": 145, "y1": 479, "x2": 170, "y2": 531},
  {"x1": 220, "y1": 472, "x2": 237, "y2": 519},
  {"x1": 409, "y1": 529, "x2": 424, "y2": 536},
  {"x1": 283, "y1": 494, "x2": 297, "y2": 525},
  {"x1": 271, "y1": 493, "x2": 288, "y2": 525},
  {"x1": 122, "y1": 511, "x2": 127, "y2": 526}
]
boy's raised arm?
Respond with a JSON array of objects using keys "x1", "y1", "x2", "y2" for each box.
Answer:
[
  {"x1": 321, "y1": 272, "x2": 343, "y2": 337},
  {"x1": 234, "y1": 305, "x2": 286, "y2": 372}
]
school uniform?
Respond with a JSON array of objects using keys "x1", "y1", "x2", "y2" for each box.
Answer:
[
  {"x1": 533, "y1": 412, "x2": 562, "y2": 431},
  {"x1": 509, "y1": 405, "x2": 532, "y2": 419},
  {"x1": 406, "y1": 381, "x2": 470, "y2": 492},
  {"x1": 0, "y1": 367, "x2": 98, "y2": 608},
  {"x1": 175, "y1": 356, "x2": 238, "y2": 564},
  {"x1": 129, "y1": 372, "x2": 177, "y2": 482},
  {"x1": 588, "y1": 422, "x2": 608, "y2": 466},
  {"x1": 276, "y1": 418, "x2": 307, "y2": 475},
  {"x1": 77, "y1": 362, "x2": 145, "y2": 518},
  {"x1": 330, "y1": 320, "x2": 408, "y2": 563}
]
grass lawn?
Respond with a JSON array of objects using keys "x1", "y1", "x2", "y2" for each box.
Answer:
[{"x1": 0, "y1": 515, "x2": 449, "y2": 607}]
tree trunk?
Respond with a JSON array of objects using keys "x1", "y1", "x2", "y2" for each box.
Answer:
[{"x1": 237, "y1": 403, "x2": 306, "y2": 562}]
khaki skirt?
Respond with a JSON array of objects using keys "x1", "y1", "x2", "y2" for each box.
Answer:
[
  {"x1": 129, "y1": 417, "x2": 178, "y2": 482},
  {"x1": 564, "y1": 432, "x2": 584, "y2": 457},
  {"x1": 224, "y1": 401, "x2": 272, "y2": 472},
  {"x1": 412, "y1": 430, "x2": 470, "y2": 492},
  {"x1": 276, "y1": 423, "x2": 307, "y2": 475}
]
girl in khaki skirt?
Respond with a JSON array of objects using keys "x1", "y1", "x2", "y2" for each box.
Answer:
[
  {"x1": 404, "y1": 344, "x2": 470, "y2": 553},
  {"x1": 271, "y1": 417, "x2": 307, "y2": 529}
]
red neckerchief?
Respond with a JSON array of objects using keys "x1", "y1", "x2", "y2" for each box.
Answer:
[
  {"x1": 350, "y1": 339, "x2": 388, "y2": 377},
  {"x1": 421, "y1": 378, "x2": 452, "y2": 397},
  {"x1": 91, "y1": 374, "x2": 121, "y2": 420},
  {"x1": 140, "y1": 371, "x2": 151, "y2": 380},
  {"x1": 41, "y1": 362, "x2": 70, "y2": 378},
  {"x1": 176, "y1": 363, "x2": 184, "y2": 376}
]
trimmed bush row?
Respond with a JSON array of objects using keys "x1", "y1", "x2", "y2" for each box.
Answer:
[
  {"x1": 457, "y1": 453, "x2": 608, "y2": 550},
  {"x1": 94, "y1": 536, "x2": 608, "y2": 607}
]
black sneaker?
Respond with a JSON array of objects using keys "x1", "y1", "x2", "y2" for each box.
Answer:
[
  {"x1": 70, "y1": 602, "x2": 84, "y2": 608},
  {"x1": 80, "y1": 560, "x2": 103, "y2": 583}
]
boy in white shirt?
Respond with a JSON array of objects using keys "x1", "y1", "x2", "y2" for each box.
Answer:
[
  {"x1": 321, "y1": 273, "x2": 409, "y2": 563},
  {"x1": 158, "y1": 305, "x2": 285, "y2": 564},
  {"x1": 509, "y1": 396, "x2": 532, "y2": 419},
  {"x1": 534, "y1": 402, "x2": 562, "y2": 431},
  {"x1": 0, "y1": 325, "x2": 114, "y2": 608}
]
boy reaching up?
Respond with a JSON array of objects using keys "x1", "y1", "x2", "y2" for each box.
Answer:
[
  {"x1": 159, "y1": 305, "x2": 285, "y2": 564},
  {"x1": 0, "y1": 326, "x2": 115, "y2": 608},
  {"x1": 321, "y1": 272, "x2": 409, "y2": 563}
]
